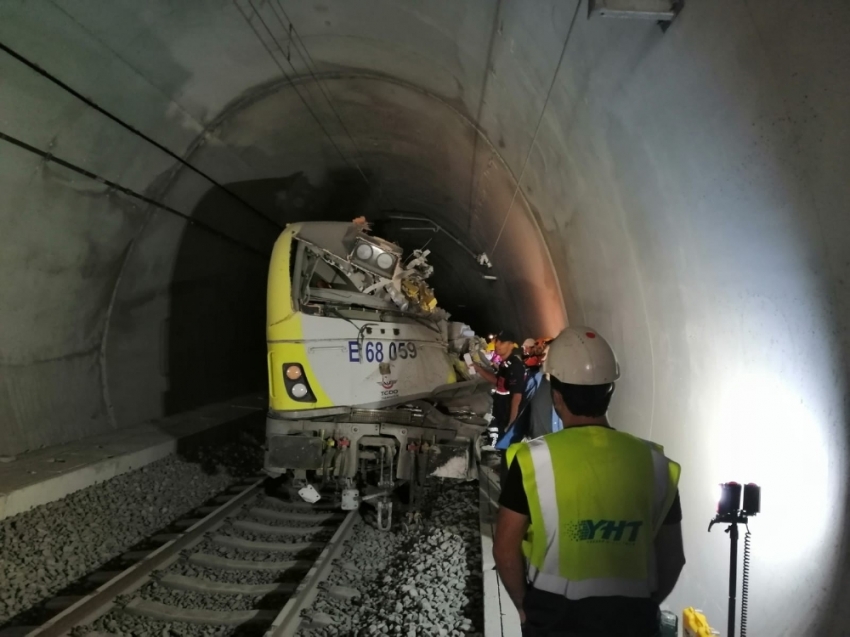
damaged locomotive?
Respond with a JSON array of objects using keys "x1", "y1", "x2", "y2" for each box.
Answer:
[{"x1": 265, "y1": 220, "x2": 491, "y2": 527}]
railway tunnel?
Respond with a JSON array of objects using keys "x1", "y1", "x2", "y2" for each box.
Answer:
[{"x1": 1, "y1": 1, "x2": 849, "y2": 635}]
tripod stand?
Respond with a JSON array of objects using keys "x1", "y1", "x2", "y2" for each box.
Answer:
[
  {"x1": 708, "y1": 482, "x2": 758, "y2": 637},
  {"x1": 708, "y1": 513, "x2": 750, "y2": 637}
]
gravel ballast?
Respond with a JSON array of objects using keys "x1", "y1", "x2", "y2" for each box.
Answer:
[
  {"x1": 0, "y1": 429, "x2": 262, "y2": 626},
  {"x1": 75, "y1": 479, "x2": 484, "y2": 637},
  {"x1": 301, "y1": 479, "x2": 484, "y2": 637},
  {"x1": 80, "y1": 607, "x2": 267, "y2": 637},
  {"x1": 3, "y1": 433, "x2": 486, "y2": 637}
]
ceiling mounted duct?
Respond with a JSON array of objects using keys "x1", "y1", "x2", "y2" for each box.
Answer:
[{"x1": 588, "y1": 0, "x2": 680, "y2": 21}]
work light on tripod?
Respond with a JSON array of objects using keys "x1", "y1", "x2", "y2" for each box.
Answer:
[{"x1": 709, "y1": 482, "x2": 760, "y2": 637}]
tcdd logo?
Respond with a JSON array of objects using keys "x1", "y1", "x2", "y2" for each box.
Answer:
[{"x1": 378, "y1": 362, "x2": 397, "y2": 391}]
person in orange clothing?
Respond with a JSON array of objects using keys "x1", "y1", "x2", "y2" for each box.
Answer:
[{"x1": 522, "y1": 337, "x2": 553, "y2": 370}]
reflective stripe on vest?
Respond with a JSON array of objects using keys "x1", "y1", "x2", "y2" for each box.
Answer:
[
  {"x1": 506, "y1": 441, "x2": 523, "y2": 468},
  {"x1": 512, "y1": 427, "x2": 680, "y2": 600}
]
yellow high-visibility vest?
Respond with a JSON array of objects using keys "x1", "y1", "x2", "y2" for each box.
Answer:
[{"x1": 507, "y1": 426, "x2": 680, "y2": 599}]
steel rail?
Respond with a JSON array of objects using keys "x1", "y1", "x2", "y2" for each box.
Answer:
[
  {"x1": 265, "y1": 508, "x2": 360, "y2": 637},
  {"x1": 25, "y1": 478, "x2": 265, "y2": 637}
]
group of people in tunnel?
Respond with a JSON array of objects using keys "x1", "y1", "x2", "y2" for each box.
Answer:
[
  {"x1": 474, "y1": 331, "x2": 559, "y2": 455},
  {"x1": 470, "y1": 328, "x2": 685, "y2": 637}
]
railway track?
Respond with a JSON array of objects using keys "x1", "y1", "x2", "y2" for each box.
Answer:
[{"x1": 3, "y1": 478, "x2": 358, "y2": 637}]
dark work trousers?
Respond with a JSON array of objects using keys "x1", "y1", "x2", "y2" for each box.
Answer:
[
  {"x1": 521, "y1": 587, "x2": 660, "y2": 637},
  {"x1": 493, "y1": 413, "x2": 510, "y2": 490}
]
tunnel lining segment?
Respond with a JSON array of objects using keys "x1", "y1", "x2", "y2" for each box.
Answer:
[
  {"x1": 172, "y1": 69, "x2": 568, "y2": 334},
  {"x1": 232, "y1": 0, "x2": 383, "y2": 209},
  {"x1": 0, "y1": 130, "x2": 269, "y2": 259},
  {"x1": 0, "y1": 40, "x2": 283, "y2": 233},
  {"x1": 489, "y1": 1, "x2": 580, "y2": 258},
  {"x1": 237, "y1": 0, "x2": 391, "y2": 211}
]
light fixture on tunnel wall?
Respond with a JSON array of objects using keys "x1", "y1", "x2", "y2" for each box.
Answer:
[
  {"x1": 708, "y1": 482, "x2": 760, "y2": 637},
  {"x1": 482, "y1": 275, "x2": 498, "y2": 281},
  {"x1": 588, "y1": 0, "x2": 680, "y2": 22}
]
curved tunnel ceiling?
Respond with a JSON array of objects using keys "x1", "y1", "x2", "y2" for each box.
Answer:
[
  {"x1": 178, "y1": 72, "x2": 566, "y2": 333},
  {"x1": 2, "y1": 1, "x2": 850, "y2": 635}
]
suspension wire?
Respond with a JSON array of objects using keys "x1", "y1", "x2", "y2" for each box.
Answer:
[
  {"x1": 466, "y1": 0, "x2": 504, "y2": 234},
  {"x1": 267, "y1": 0, "x2": 391, "y2": 208},
  {"x1": 0, "y1": 41, "x2": 283, "y2": 233},
  {"x1": 235, "y1": 1, "x2": 373, "y2": 198},
  {"x1": 0, "y1": 130, "x2": 268, "y2": 259},
  {"x1": 489, "y1": 0, "x2": 580, "y2": 256}
]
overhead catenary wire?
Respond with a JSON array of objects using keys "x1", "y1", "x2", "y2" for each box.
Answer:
[
  {"x1": 235, "y1": 0, "x2": 381, "y2": 208},
  {"x1": 466, "y1": 0, "x2": 504, "y2": 234},
  {"x1": 489, "y1": 1, "x2": 581, "y2": 256},
  {"x1": 234, "y1": 1, "x2": 351, "y2": 170},
  {"x1": 0, "y1": 41, "x2": 283, "y2": 233},
  {"x1": 267, "y1": 0, "x2": 391, "y2": 208},
  {"x1": 0, "y1": 130, "x2": 268, "y2": 259}
]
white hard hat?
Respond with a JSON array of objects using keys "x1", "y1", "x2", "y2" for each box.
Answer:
[
  {"x1": 544, "y1": 326, "x2": 620, "y2": 385},
  {"x1": 522, "y1": 338, "x2": 536, "y2": 350}
]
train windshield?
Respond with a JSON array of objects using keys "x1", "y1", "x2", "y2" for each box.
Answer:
[{"x1": 292, "y1": 239, "x2": 426, "y2": 320}]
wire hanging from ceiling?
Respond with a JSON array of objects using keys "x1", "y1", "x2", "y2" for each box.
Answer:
[
  {"x1": 233, "y1": 1, "x2": 350, "y2": 169},
  {"x1": 0, "y1": 41, "x2": 283, "y2": 233},
  {"x1": 489, "y1": 0, "x2": 581, "y2": 257},
  {"x1": 0, "y1": 130, "x2": 268, "y2": 259},
  {"x1": 235, "y1": 0, "x2": 387, "y2": 210},
  {"x1": 268, "y1": 0, "x2": 392, "y2": 209},
  {"x1": 466, "y1": 0, "x2": 504, "y2": 235}
]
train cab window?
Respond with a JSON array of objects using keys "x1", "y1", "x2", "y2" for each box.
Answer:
[
  {"x1": 291, "y1": 239, "x2": 408, "y2": 318},
  {"x1": 309, "y1": 259, "x2": 358, "y2": 292},
  {"x1": 294, "y1": 244, "x2": 367, "y2": 314}
]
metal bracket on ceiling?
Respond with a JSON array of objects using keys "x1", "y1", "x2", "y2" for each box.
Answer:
[{"x1": 385, "y1": 213, "x2": 493, "y2": 269}]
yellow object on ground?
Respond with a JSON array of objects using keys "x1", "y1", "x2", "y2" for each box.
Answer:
[{"x1": 683, "y1": 607, "x2": 718, "y2": 636}]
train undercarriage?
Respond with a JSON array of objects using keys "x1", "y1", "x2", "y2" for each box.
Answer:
[{"x1": 265, "y1": 397, "x2": 489, "y2": 529}]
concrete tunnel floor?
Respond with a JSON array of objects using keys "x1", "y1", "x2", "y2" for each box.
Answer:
[{"x1": 2, "y1": 1, "x2": 850, "y2": 635}]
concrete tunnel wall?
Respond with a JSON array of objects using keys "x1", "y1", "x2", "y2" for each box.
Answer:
[{"x1": 1, "y1": 0, "x2": 848, "y2": 634}]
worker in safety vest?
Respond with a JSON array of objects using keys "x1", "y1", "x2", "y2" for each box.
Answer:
[{"x1": 493, "y1": 327, "x2": 685, "y2": 637}]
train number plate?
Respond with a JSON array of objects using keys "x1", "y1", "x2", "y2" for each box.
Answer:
[{"x1": 347, "y1": 341, "x2": 418, "y2": 363}]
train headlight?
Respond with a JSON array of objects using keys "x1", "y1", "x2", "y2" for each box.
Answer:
[
  {"x1": 356, "y1": 243, "x2": 373, "y2": 260},
  {"x1": 282, "y1": 363, "x2": 316, "y2": 402},
  {"x1": 350, "y1": 237, "x2": 400, "y2": 277},
  {"x1": 376, "y1": 252, "x2": 395, "y2": 270}
]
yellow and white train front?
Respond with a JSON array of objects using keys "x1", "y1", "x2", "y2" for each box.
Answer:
[
  {"x1": 266, "y1": 224, "x2": 456, "y2": 418},
  {"x1": 269, "y1": 317, "x2": 455, "y2": 416},
  {"x1": 264, "y1": 222, "x2": 473, "y2": 482}
]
